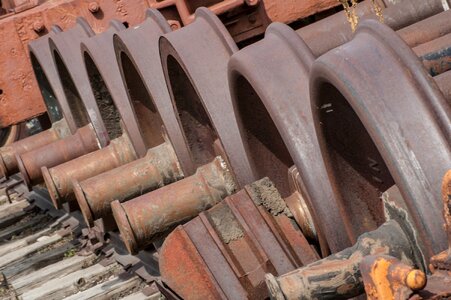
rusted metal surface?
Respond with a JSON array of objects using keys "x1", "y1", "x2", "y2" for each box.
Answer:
[
  {"x1": 0, "y1": 119, "x2": 70, "y2": 179},
  {"x1": 414, "y1": 33, "x2": 451, "y2": 76},
  {"x1": 361, "y1": 255, "x2": 426, "y2": 300},
  {"x1": 413, "y1": 170, "x2": 451, "y2": 299},
  {"x1": 435, "y1": 71, "x2": 451, "y2": 104},
  {"x1": 397, "y1": 9, "x2": 451, "y2": 49},
  {"x1": 262, "y1": 0, "x2": 338, "y2": 24},
  {"x1": 16, "y1": 124, "x2": 99, "y2": 189},
  {"x1": 148, "y1": 0, "x2": 339, "y2": 43},
  {"x1": 228, "y1": 22, "x2": 351, "y2": 255},
  {"x1": 49, "y1": 17, "x2": 111, "y2": 148},
  {"x1": 159, "y1": 7, "x2": 254, "y2": 187},
  {"x1": 0, "y1": 0, "x2": 346, "y2": 129},
  {"x1": 159, "y1": 178, "x2": 319, "y2": 299},
  {"x1": 310, "y1": 19, "x2": 451, "y2": 261},
  {"x1": 28, "y1": 27, "x2": 70, "y2": 127},
  {"x1": 0, "y1": 0, "x2": 150, "y2": 128},
  {"x1": 74, "y1": 141, "x2": 183, "y2": 228},
  {"x1": 112, "y1": 157, "x2": 236, "y2": 254},
  {"x1": 297, "y1": 0, "x2": 448, "y2": 57},
  {"x1": 42, "y1": 133, "x2": 137, "y2": 209},
  {"x1": 114, "y1": 9, "x2": 189, "y2": 177},
  {"x1": 227, "y1": 8, "x2": 451, "y2": 257},
  {"x1": 81, "y1": 19, "x2": 160, "y2": 159},
  {"x1": 266, "y1": 220, "x2": 420, "y2": 300}
]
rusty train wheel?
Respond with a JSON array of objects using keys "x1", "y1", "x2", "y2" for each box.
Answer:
[{"x1": 310, "y1": 19, "x2": 451, "y2": 262}]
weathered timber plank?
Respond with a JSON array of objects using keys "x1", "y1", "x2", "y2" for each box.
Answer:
[
  {"x1": 21, "y1": 262, "x2": 121, "y2": 300},
  {"x1": 11, "y1": 254, "x2": 96, "y2": 295},
  {"x1": 64, "y1": 275, "x2": 141, "y2": 300}
]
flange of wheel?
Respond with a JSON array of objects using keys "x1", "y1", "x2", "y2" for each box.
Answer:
[
  {"x1": 81, "y1": 20, "x2": 151, "y2": 158},
  {"x1": 297, "y1": 0, "x2": 448, "y2": 57},
  {"x1": 28, "y1": 26, "x2": 78, "y2": 130},
  {"x1": 228, "y1": 22, "x2": 354, "y2": 255},
  {"x1": 159, "y1": 7, "x2": 254, "y2": 188},
  {"x1": 113, "y1": 9, "x2": 181, "y2": 165},
  {"x1": 48, "y1": 17, "x2": 109, "y2": 147},
  {"x1": 310, "y1": 19, "x2": 451, "y2": 262}
]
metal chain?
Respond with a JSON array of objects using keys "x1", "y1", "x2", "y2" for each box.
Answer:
[
  {"x1": 339, "y1": 0, "x2": 384, "y2": 32},
  {"x1": 339, "y1": 0, "x2": 359, "y2": 32}
]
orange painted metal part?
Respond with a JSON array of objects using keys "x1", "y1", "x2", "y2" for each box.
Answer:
[
  {"x1": 360, "y1": 255, "x2": 427, "y2": 300},
  {"x1": 0, "y1": 0, "x2": 150, "y2": 128}
]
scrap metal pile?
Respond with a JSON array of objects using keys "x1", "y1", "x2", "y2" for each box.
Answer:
[{"x1": 0, "y1": 0, "x2": 450, "y2": 299}]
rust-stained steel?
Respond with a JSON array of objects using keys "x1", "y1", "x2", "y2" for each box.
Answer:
[
  {"x1": 49, "y1": 17, "x2": 110, "y2": 147},
  {"x1": 310, "y1": 19, "x2": 451, "y2": 261},
  {"x1": 159, "y1": 178, "x2": 320, "y2": 299},
  {"x1": 159, "y1": 7, "x2": 254, "y2": 187},
  {"x1": 228, "y1": 8, "x2": 451, "y2": 256},
  {"x1": 297, "y1": 0, "x2": 448, "y2": 57},
  {"x1": 435, "y1": 70, "x2": 451, "y2": 104},
  {"x1": 360, "y1": 255, "x2": 427, "y2": 300},
  {"x1": 0, "y1": 0, "x2": 350, "y2": 130},
  {"x1": 16, "y1": 124, "x2": 100, "y2": 189},
  {"x1": 148, "y1": 0, "x2": 339, "y2": 42},
  {"x1": 40, "y1": 10, "x2": 177, "y2": 206},
  {"x1": 228, "y1": 22, "x2": 350, "y2": 255},
  {"x1": 74, "y1": 141, "x2": 183, "y2": 228},
  {"x1": 81, "y1": 19, "x2": 157, "y2": 159},
  {"x1": 14, "y1": 19, "x2": 135, "y2": 191},
  {"x1": 265, "y1": 219, "x2": 420, "y2": 300},
  {"x1": 414, "y1": 32, "x2": 451, "y2": 76},
  {"x1": 28, "y1": 27, "x2": 70, "y2": 127},
  {"x1": 397, "y1": 9, "x2": 451, "y2": 49},
  {"x1": 0, "y1": 0, "x2": 151, "y2": 129},
  {"x1": 111, "y1": 157, "x2": 236, "y2": 254},
  {"x1": 414, "y1": 170, "x2": 451, "y2": 299},
  {"x1": 42, "y1": 133, "x2": 137, "y2": 209},
  {"x1": 114, "y1": 9, "x2": 188, "y2": 177},
  {"x1": 0, "y1": 118, "x2": 70, "y2": 179}
]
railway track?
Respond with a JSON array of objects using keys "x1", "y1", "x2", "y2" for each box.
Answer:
[{"x1": 0, "y1": 177, "x2": 162, "y2": 300}]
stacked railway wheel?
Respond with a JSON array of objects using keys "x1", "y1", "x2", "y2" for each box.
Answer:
[{"x1": 0, "y1": 0, "x2": 450, "y2": 299}]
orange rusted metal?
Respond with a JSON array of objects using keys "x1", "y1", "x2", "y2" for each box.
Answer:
[
  {"x1": 74, "y1": 141, "x2": 183, "y2": 228},
  {"x1": 0, "y1": 118, "x2": 70, "y2": 178},
  {"x1": 0, "y1": 0, "x2": 150, "y2": 129},
  {"x1": 360, "y1": 255, "x2": 427, "y2": 300},
  {"x1": 265, "y1": 219, "x2": 420, "y2": 299},
  {"x1": 16, "y1": 124, "x2": 100, "y2": 189},
  {"x1": 159, "y1": 177, "x2": 319, "y2": 299},
  {"x1": 42, "y1": 133, "x2": 137, "y2": 209},
  {"x1": 1, "y1": 0, "x2": 344, "y2": 129},
  {"x1": 112, "y1": 157, "x2": 236, "y2": 254}
]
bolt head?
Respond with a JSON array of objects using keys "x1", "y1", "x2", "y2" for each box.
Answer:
[
  {"x1": 88, "y1": 2, "x2": 100, "y2": 13},
  {"x1": 32, "y1": 20, "x2": 45, "y2": 33}
]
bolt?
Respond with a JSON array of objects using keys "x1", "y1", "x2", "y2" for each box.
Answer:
[
  {"x1": 32, "y1": 20, "x2": 45, "y2": 33},
  {"x1": 168, "y1": 20, "x2": 181, "y2": 31},
  {"x1": 88, "y1": 2, "x2": 100, "y2": 13}
]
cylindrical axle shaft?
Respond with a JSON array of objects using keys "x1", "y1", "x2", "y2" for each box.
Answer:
[
  {"x1": 74, "y1": 141, "x2": 183, "y2": 227},
  {"x1": 16, "y1": 124, "x2": 99, "y2": 189},
  {"x1": 265, "y1": 220, "x2": 419, "y2": 300},
  {"x1": 42, "y1": 133, "x2": 137, "y2": 208},
  {"x1": 111, "y1": 156, "x2": 236, "y2": 254},
  {"x1": 0, "y1": 119, "x2": 70, "y2": 178}
]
